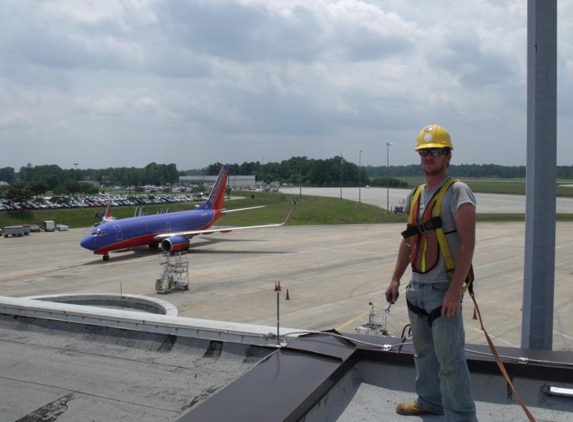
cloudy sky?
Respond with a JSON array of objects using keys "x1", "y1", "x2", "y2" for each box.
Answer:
[{"x1": 1, "y1": 0, "x2": 572, "y2": 171}]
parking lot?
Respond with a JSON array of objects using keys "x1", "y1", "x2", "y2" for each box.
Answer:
[{"x1": 0, "y1": 192, "x2": 198, "y2": 212}]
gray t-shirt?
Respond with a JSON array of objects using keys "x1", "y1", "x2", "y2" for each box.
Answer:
[{"x1": 404, "y1": 177, "x2": 477, "y2": 284}]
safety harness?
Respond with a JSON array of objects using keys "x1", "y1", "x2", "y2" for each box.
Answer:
[{"x1": 401, "y1": 178, "x2": 474, "y2": 327}]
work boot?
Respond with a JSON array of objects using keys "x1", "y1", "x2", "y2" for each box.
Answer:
[{"x1": 396, "y1": 400, "x2": 438, "y2": 416}]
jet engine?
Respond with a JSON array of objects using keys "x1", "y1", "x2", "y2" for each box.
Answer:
[{"x1": 160, "y1": 235, "x2": 190, "y2": 253}]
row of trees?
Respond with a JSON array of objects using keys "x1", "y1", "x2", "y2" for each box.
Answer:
[
  {"x1": 4, "y1": 158, "x2": 573, "y2": 199},
  {"x1": 0, "y1": 163, "x2": 180, "y2": 193},
  {"x1": 3, "y1": 180, "x2": 102, "y2": 204},
  {"x1": 1, "y1": 156, "x2": 406, "y2": 205},
  {"x1": 203, "y1": 160, "x2": 573, "y2": 181},
  {"x1": 1, "y1": 157, "x2": 402, "y2": 196},
  {"x1": 369, "y1": 163, "x2": 573, "y2": 179},
  {"x1": 204, "y1": 157, "x2": 407, "y2": 188}
]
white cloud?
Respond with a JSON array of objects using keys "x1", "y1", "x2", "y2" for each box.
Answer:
[
  {"x1": 0, "y1": 0, "x2": 570, "y2": 170},
  {"x1": 0, "y1": 111, "x2": 34, "y2": 129}
]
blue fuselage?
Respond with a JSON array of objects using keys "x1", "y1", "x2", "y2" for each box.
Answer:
[{"x1": 80, "y1": 209, "x2": 218, "y2": 255}]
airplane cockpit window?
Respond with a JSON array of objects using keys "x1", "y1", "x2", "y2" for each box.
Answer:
[{"x1": 88, "y1": 229, "x2": 106, "y2": 237}]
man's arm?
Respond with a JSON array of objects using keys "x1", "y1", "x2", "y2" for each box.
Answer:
[
  {"x1": 442, "y1": 202, "x2": 476, "y2": 317},
  {"x1": 385, "y1": 238, "x2": 410, "y2": 304}
]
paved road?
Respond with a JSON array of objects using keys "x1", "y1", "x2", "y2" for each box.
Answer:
[
  {"x1": 280, "y1": 186, "x2": 573, "y2": 213},
  {"x1": 1, "y1": 221, "x2": 572, "y2": 351}
]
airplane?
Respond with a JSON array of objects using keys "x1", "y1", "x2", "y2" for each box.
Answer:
[{"x1": 80, "y1": 165, "x2": 296, "y2": 261}]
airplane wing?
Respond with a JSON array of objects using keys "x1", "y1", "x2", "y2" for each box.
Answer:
[
  {"x1": 153, "y1": 204, "x2": 296, "y2": 241},
  {"x1": 220, "y1": 205, "x2": 266, "y2": 214}
]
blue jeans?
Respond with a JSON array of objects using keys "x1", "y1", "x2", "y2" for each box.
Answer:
[{"x1": 406, "y1": 281, "x2": 477, "y2": 422}]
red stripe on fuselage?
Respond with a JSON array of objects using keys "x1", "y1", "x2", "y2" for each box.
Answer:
[{"x1": 93, "y1": 234, "x2": 158, "y2": 254}]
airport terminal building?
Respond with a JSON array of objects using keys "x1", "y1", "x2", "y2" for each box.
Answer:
[{"x1": 179, "y1": 174, "x2": 256, "y2": 189}]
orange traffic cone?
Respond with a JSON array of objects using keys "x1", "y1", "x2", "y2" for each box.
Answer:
[
  {"x1": 277, "y1": 281, "x2": 282, "y2": 291},
  {"x1": 286, "y1": 289, "x2": 290, "y2": 300},
  {"x1": 274, "y1": 281, "x2": 279, "y2": 292},
  {"x1": 472, "y1": 307, "x2": 477, "y2": 320}
]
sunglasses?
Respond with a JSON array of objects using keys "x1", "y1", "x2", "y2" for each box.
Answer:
[{"x1": 418, "y1": 148, "x2": 448, "y2": 157}]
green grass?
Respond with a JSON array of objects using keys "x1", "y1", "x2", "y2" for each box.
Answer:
[
  {"x1": 2, "y1": 187, "x2": 573, "y2": 230},
  {"x1": 397, "y1": 176, "x2": 573, "y2": 197},
  {"x1": 224, "y1": 192, "x2": 407, "y2": 225}
]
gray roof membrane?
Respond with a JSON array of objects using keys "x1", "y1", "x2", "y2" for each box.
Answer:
[{"x1": 1, "y1": 297, "x2": 573, "y2": 421}]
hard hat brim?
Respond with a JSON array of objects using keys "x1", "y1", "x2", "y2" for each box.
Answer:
[{"x1": 415, "y1": 144, "x2": 454, "y2": 151}]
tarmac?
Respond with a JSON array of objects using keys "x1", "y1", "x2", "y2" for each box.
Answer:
[{"x1": 1, "y1": 187, "x2": 572, "y2": 350}]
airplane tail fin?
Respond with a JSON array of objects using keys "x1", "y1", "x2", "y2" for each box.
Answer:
[
  {"x1": 104, "y1": 204, "x2": 112, "y2": 220},
  {"x1": 197, "y1": 165, "x2": 229, "y2": 210}
]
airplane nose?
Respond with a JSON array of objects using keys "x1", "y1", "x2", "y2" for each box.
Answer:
[{"x1": 80, "y1": 236, "x2": 95, "y2": 250}]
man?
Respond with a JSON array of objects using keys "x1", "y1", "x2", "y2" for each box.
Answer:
[{"x1": 385, "y1": 124, "x2": 478, "y2": 422}]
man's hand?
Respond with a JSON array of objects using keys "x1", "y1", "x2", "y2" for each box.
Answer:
[
  {"x1": 385, "y1": 280, "x2": 400, "y2": 304},
  {"x1": 441, "y1": 285, "x2": 462, "y2": 318}
]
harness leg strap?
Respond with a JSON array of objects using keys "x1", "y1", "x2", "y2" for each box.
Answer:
[{"x1": 407, "y1": 299, "x2": 442, "y2": 328}]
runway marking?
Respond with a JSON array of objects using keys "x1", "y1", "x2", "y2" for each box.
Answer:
[
  {"x1": 336, "y1": 309, "x2": 372, "y2": 332},
  {"x1": 472, "y1": 328, "x2": 517, "y2": 348}
]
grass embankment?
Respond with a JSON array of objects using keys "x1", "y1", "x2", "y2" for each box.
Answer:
[
  {"x1": 0, "y1": 192, "x2": 407, "y2": 230},
  {"x1": 1, "y1": 188, "x2": 573, "y2": 230}
]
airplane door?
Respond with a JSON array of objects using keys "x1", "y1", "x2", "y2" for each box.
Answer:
[{"x1": 113, "y1": 225, "x2": 123, "y2": 241}]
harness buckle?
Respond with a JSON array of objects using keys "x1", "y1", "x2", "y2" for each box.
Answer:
[
  {"x1": 417, "y1": 220, "x2": 433, "y2": 234},
  {"x1": 401, "y1": 217, "x2": 443, "y2": 239},
  {"x1": 418, "y1": 216, "x2": 443, "y2": 234}
]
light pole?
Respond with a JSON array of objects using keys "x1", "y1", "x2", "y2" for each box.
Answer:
[
  {"x1": 233, "y1": 161, "x2": 237, "y2": 189},
  {"x1": 386, "y1": 142, "x2": 393, "y2": 213},
  {"x1": 299, "y1": 156, "x2": 306, "y2": 196},
  {"x1": 358, "y1": 150, "x2": 362, "y2": 204},
  {"x1": 339, "y1": 153, "x2": 344, "y2": 199},
  {"x1": 261, "y1": 158, "x2": 265, "y2": 191}
]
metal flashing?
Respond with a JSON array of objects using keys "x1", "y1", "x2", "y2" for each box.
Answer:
[{"x1": 178, "y1": 331, "x2": 359, "y2": 422}]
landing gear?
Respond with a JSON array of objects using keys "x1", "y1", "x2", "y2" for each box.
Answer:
[{"x1": 103, "y1": 254, "x2": 110, "y2": 261}]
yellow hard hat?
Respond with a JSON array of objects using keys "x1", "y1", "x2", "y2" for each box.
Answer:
[{"x1": 415, "y1": 124, "x2": 453, "y2": 151}]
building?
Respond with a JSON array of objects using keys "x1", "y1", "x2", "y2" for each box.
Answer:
[{"x1": 179, "y1": 174, "x2": 256, "y2": 189}]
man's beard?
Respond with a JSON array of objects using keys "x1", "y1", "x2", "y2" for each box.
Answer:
[{"x1": 422, "y1": 161, "x2": 447, "y2": 176}]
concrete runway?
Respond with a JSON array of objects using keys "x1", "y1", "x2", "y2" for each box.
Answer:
[
  {"x1": 281, "y1": 186, "x2": 573, "y2": 213},
  {"x1": 1, "y1": 208, "x2": 572, "y2": 351}
]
